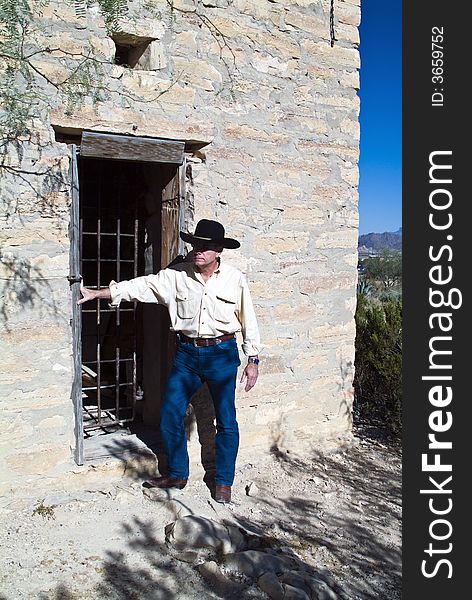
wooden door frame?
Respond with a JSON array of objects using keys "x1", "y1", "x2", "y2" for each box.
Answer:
[
  {"x1": 69, "y1": 144, "x2": 84, "y2": 465},
  {"x1": 69, "y1": 135, "x2": 190, "y2": 465}
]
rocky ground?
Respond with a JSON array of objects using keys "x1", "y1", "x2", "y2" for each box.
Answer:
[{"x1": 0, "y1": 427, "x2": 401, "y2": 600}]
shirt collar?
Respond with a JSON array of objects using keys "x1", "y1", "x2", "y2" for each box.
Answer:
[{"x1": 190, "y1": 259, "x2": 221, "y2": 283}]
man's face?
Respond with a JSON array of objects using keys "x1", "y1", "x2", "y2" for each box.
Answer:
[{"x1": 191, "y1": 242, "x2": 223, "y2": 269}]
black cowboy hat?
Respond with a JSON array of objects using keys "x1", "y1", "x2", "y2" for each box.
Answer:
[{"x1": 180, "y1": 219, "x2": 240, "y2": 249}]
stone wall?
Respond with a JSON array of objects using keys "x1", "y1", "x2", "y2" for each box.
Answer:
[{"x1": 0, "y1": 0, "x2": 360, "y2": 495}]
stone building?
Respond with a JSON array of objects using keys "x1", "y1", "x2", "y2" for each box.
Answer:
[{"x1": 0, "y1": 0, "x2": 360, "y2": 498}]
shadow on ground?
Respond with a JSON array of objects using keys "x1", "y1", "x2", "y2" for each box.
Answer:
[{"x1": 49, "y1": 431, "x2": 401, "y2": 599}]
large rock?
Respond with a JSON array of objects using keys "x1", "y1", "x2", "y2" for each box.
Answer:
[
  {"x1": 258, "y1": 568, "x2": 339, "y2": 600},
  {"x1": 258, "y1": 572, "x2": 284, "y2": 600},
  {"x1": 224, "y1": 550, "x2": 299, "y2": 578},
  {"x1": 197, "y1": 561, "x2": 246, "y2": 597},
  {"x1": 280, "y1": 571, "x2": 338, "y2": 600},
  {"x1": 165, "y1": 515, "x2": 246, "y2": 554},
  {"x1": 282, "y1": 585, "x2": 310, "y2": 600}
]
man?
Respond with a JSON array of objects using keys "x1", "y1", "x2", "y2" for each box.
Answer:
[{"x1": 78, "y1": 219, "x2": 261, "y2": 503}]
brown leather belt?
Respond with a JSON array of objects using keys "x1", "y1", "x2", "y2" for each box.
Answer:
[{"x1": 178, "y1": 333, "x2": 235, "y2": 347}]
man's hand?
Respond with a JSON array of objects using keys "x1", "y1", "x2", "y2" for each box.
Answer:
[
  {"x1": 77, "y1": 280, "x2": 101, "y2": 304},
  {"x1": 240, "y1": 362, "x2": 259, "y2": 392}
]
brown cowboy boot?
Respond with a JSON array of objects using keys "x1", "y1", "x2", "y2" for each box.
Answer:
[
  {"x1": 214, "y1": 485, "x2": 231, "y2": 503},
  {"x1": 144, "y1": 475, "x2": 187, "y2": 490}
]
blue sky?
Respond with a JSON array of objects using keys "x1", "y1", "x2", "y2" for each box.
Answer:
[{"x1": 358, "y1": 1, "x2": 402, "y2": 235}]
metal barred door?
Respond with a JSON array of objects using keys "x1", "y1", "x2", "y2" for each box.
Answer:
[{"x1": 79, "y1": 159, "x2": 142, "y2": 435}]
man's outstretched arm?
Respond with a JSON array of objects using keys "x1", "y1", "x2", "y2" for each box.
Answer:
[{"x1": 77, "y1": 281, "x2": 111, "y2": 305}]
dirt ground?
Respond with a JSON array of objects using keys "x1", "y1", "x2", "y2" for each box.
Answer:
[{"x1": 0, "y1": 427, "x2": 401, "y2": 600}]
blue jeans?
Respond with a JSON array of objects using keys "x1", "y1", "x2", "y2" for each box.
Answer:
[{"x1": 159, "y1": 337, "x2": 241, "y2": 486}]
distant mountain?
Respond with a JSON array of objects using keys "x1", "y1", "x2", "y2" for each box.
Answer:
[{"x1": 358, "y1": 228, "x2": 402, "y2": 253}]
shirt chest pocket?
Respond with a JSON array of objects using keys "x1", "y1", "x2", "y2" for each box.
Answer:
[
  {"x1": 214, "y1": 294, "x2": 237, "y2": 323},
  {"x1": 176, "y1": 293, "x2": 199, "y2": 319}
]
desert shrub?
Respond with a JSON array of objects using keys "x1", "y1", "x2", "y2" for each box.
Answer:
[
  {"x1": 353, "y1": 294, "x2": 402, "y2": 436},
  {"x1": 362, "y1": 250, "x2": 402, "y2": 291}
]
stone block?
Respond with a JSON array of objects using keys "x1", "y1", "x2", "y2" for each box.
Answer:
[
  {"x1": 337, "y1": 1, "x2": 361, "y2": 26},
  {"x1": 261, "y1": 336, "x2": 297, "y2": 351},
  {"x1": 314, "y1": 229, "x2": 358, "y2": 249},
  {"x1": 251, "y1": 30, "x2": 302, "y2": 59},
  {"x1": 47, "y1": 2, "x2": 88, "y2": 24},
  {"x1": 27, "y1": 58, "x2": 70, "y2": 86},
  {"x1": 280, "y1": 205, "x2": 325, "y2": 225},
  {"x1": 114, "y1": 17, "x2": 166, "y2": 39},
  {"x1": 338, "y1": 69, "x2": 360, "y2": 89},
  {"x1": 0, "y1": 386, "x2": 71, "y2": 411},
  {"x1": 232, "y1": 0, "x2": 281, "y2": 21},
  {"x1": 51, "y1": 107, "x2": 215, "y2": 143},
  {"x1": 298, "y1": 272, "x2": 356, "y2": 295},
  {"x1": 296, "y1": 138, "x2": 355, "y2": 161},
  {"x1": 343, "y1": 251, "x2": 360, "y2": 267},
  {"x1": 173, "y1": 57, "x2": 223, "y2": 91},
  {"x1": 308, "y1": 320, "x2": 356, "y2": 342},
  {"x1": 345, "y1": 295, "x2": 357, "y2": 314},
  {"x1": 335, "y1": 23, "x2": 360, "y2": 45},
  {"x1": 207, "y1": 15, "x2": 254, "y2": 39},
  {"x1": 140, "y1": 40, "x2": 167, "y2": 70},
  {"x1": 88, "y1": 35, "x2": 116, "y2": 60},
  {"x1": 254, "y1": 231, "x2": 309, "y2": 254},
  {"x1": 173, "y1": 30, "x2": 198, "y2": 54},
  {"x1": 340, "y1": 117, "x2": 360, "y2": 139},
  {"x1": 330, "y1": 206, "x2": 359, "y2": 227},
  {"x1": 37, "y1": 415, "x2": 67, "y2": 430},
  {"x1": 47, "y1": 32, "x2": 88, "y2": 55},
  {"x1": 272, "y1": 112, "x2": 329, "y2": 136},
  {"x1": 313, "y1": 93, "x2": 360, "y2": 111},
  {"x1": 340, "y1": 164, "x2": 359, "y2": 186},
  {"x1": 303, "y1": 41, "x2": 360, "y2": 70},
  {"x1": 5, "y1": 444, "x2": 71, "y2": 476},
  {"x1": 223, "y1": 124, "x2": 288, "y2": 145},
  {"x1": 251, "y1": 53, "x2": 298, "y2": 78},
  {"x1": 283, "y1": 10, "x2": 327, "y2": 39},
  {"x1": 272, "y1": 302, "x2": 325, "y2": 324},
  {"x1": 291, "y1": 351, "x2": 330, "y2": 373},
  {"x1": 262, "y1": 180, "x2": 304, "y2": 202},
  {"x1": 249, "y1": 279, "x2": 294, "y2": 300},
  {"x1": 171, "y1": 0, "x2": 197, "y2": 11},
  {"x1": 0, "y1": 412, "x2": 34, "y2": 441}
]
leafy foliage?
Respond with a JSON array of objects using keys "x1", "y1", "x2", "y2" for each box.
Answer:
[
  {"x1": 0, "y1": 1, "x2": 43, "y2": 149},
  {"x1": 0, "y1": 0, "x2": 126, "y2": 169},
  {"x1": 361, "y1": 249, "x2": 402, "y2": 291},
  {"x1": 356, "y1": 278, "x2": 374, "y2": 298},
  {"x1": 353, "y1": 294, "x2": 402, "y2": 436},
  {"x1": 0, "y1": 0, "x2": 235, "y2": 205},
  {"x1": 74, "y1": 1, "x2": 129, "y2": 33}
]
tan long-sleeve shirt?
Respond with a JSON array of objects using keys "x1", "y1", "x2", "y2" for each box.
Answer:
[{"x1": 109, "y1": 261, "x2": 261, "y2": 357}]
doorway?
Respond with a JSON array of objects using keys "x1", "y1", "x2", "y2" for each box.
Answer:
[{"x1": 70, "y1": 146, "x2": 187, "y2": 464}]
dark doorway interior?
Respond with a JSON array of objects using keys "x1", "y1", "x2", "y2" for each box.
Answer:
[{"x1": 78, "y1": 157, "x2": 181, "y2": 437}]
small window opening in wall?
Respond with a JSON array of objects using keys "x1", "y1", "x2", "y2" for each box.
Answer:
[{"x1": 112, "y1": 33, "x2": 156, "y2": 69}]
